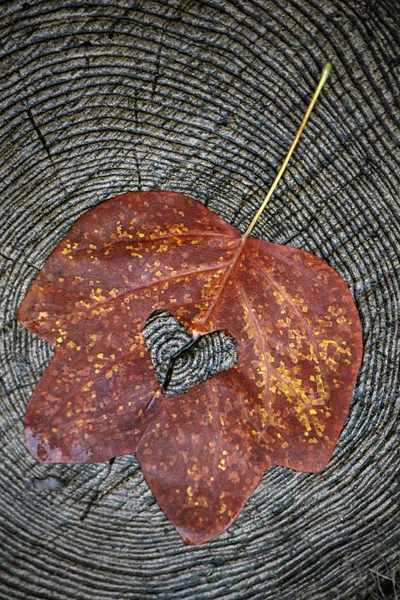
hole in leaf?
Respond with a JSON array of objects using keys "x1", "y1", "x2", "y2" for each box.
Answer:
[{"x1": 142, "y1": 310, "x2": 238, "y2": 397}]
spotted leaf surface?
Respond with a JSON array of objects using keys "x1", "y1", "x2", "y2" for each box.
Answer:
[{"x1": 18, "y1": 191, "x2": 363, "y2": 545}]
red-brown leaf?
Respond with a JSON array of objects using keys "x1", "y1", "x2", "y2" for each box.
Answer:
[{"x1": 18, "y1": 191, "x2": 363, "y2": 545}]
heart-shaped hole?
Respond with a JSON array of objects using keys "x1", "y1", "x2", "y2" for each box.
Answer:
[{"x1": 142, "y1": 310, "x2": 237, "y2": 397}]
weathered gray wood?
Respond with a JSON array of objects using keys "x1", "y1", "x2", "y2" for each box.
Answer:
[{"x1": 0, "y1": 1, "x2": 399, "y2": 598}]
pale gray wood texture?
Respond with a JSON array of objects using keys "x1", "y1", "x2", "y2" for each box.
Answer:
[{"x1": 0, "y1": 1, "x2": 399, "y2": 598}]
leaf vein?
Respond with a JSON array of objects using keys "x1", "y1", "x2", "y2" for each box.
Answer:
[{"x1": 232, "y1": 275, "x2": 272, "y2": 428}]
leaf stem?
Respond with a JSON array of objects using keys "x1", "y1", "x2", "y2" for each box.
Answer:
[
  {"x1": 243, "y1": 62, "x2": 331, "y2": 240},
  {"x1": 199, "y1": 62, "x2": 332, "y2": 326}
]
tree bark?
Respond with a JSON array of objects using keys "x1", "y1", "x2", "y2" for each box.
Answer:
[{"x1": 0, "y1": 1, "x2": 399, "y2": 598}]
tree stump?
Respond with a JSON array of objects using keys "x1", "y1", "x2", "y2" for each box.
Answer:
[{"x1": 0, "y1": 1, "x2": 398, "y2": 598}]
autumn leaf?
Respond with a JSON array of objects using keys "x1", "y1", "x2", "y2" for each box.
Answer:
[
  {"x1": 18, "y1": 189, "x2": 362, "y2": 544},
  {"x1": 17, "y1": 63, "x2": 363, "y2": 544}
]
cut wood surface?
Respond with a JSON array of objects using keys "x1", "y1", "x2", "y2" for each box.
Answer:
[{"x1": 0, "y1": 1, "x2": 399, "y2": 599}]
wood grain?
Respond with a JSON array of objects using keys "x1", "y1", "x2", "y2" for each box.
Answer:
[{"x1": 0, "y1": 0, "x2": 399, "y2": 598}]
